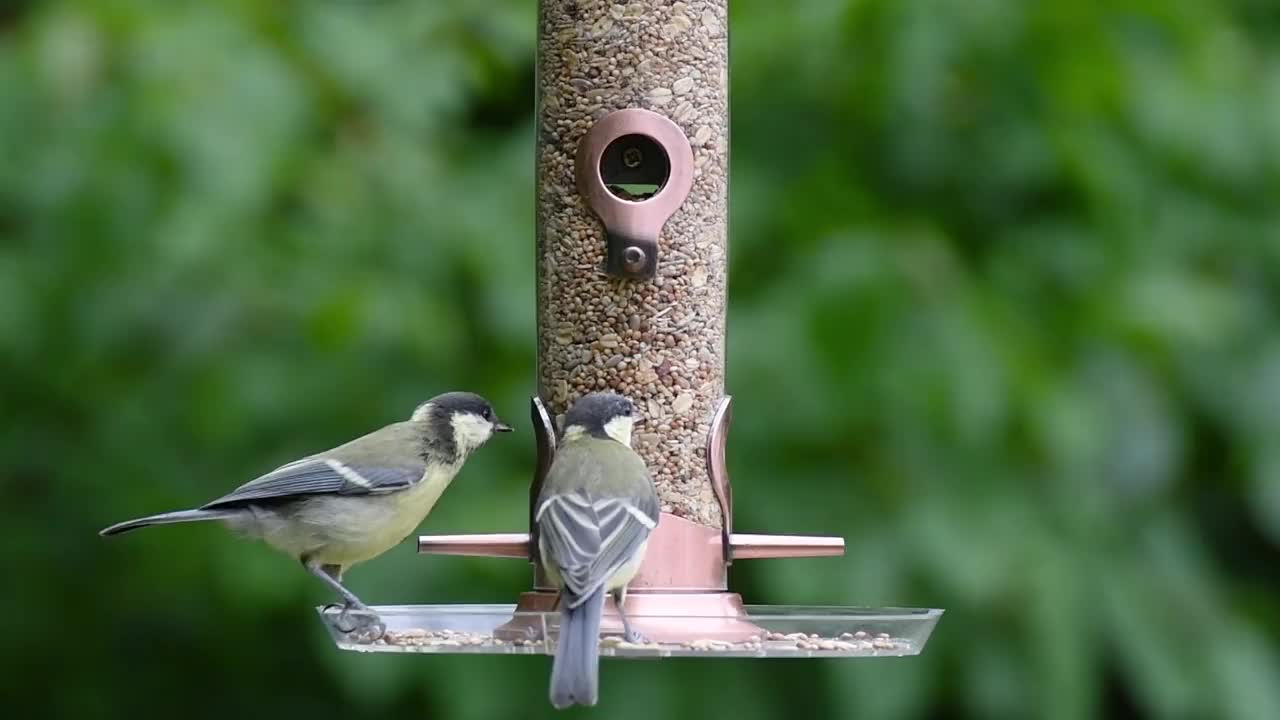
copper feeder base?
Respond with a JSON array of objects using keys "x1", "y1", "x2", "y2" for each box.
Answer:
[{"x1": 494, "y1": 590, "x2": 765, "y2": 644}]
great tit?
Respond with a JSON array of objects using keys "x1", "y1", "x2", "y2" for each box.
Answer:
[
  {"x1": 100, "y1": 391, "x2": 512, "y2": 632},
  {"x1": 535, "y1": 391, "x2": 659, "y2": 709}
]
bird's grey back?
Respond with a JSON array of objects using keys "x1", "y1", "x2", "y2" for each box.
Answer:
[{"x1": 199, "y1": 422, "x2": 441, "y2": 510}]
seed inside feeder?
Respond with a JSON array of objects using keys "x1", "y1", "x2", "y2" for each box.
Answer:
[{"x1": 537, "y1": 0, "x2": 729, "y2": 528}]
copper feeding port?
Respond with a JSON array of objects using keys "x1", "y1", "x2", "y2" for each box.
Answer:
[{"x1": 575, "y1": 109, "x2": 694, "y2": 280}]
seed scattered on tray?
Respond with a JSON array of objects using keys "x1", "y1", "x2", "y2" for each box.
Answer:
[{"x1": 349, "y1": 626, "x2": 914, "y2": 655}]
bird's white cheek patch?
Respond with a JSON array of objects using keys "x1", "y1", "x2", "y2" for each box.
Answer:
[
  {"x1": 452, "y1": 413, "x2": 494, "y2": 452},
  {"x1": 603, "y1": 416, "x2": 634, "y2": 447}
]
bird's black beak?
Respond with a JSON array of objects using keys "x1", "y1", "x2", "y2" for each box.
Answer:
[{"x1": 494, "y1": 420, "x2": 514, "y2": 433}]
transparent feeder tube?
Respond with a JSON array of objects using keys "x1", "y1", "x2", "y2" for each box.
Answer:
[{"x1": 535, "y1": 0, "x2": 730, "y2": 529}]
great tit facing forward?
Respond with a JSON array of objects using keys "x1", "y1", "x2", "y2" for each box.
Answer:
[
  {"x1": 100, "y1": 391, "x2": 512, "y2": 629},
  {"x1": 535, "y1": 391, "x2": 659, "y2": 709}
]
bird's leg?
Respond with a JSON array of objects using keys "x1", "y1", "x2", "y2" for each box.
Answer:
[
  {"x1": 613, "y1": 585, "x2": 646, "y2": 644},
  {"x1": 309, "y1": 562, "x2": 369, "y2": 610},
  {"x1": 307, "y1": 561, "x2": 383, "y2": 641}
]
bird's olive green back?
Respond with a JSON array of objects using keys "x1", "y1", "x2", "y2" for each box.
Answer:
[
  {"x1": 539, "y1": 436, "x2": 655, "y2": 501},
  {"x1": 326, "y1": 422, "x2": 430, "y2": 468}
]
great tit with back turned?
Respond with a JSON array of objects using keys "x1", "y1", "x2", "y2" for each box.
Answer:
[{"x1": 535, "y1": 391, "x2": 659, "y2": 709}]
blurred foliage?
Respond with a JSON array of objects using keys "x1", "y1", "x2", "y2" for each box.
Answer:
[{"x1": 2, "y1": 0, "x2": 1279, "y2": 719}]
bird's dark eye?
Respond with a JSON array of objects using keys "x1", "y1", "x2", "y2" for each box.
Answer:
[{"x1": 482, "y1": 407, "x2": 492, "y2": 420}]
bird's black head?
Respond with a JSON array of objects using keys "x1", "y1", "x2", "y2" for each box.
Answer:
[
  {"x1": 562, "y1": 391, "x2": 637, "y2": 445},
  {"x1": 411, "y1": 391, "x2": 512, "y2": 457}
]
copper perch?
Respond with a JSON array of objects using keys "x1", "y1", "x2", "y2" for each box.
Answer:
[{"x1": 418, "y1": 532, "x2": 845, "y2": 560}]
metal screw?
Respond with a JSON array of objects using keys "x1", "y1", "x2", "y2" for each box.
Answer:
[
  {"x1": 623, "y1": 147, "x2": 643, "y2": 168},
  {"x1": 623, "y1": 246, "x2": 647, "y2": 272}
]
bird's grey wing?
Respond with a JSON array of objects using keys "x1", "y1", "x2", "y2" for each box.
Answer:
[
  {"x1": 200, "y1": 455, "x2": 425, "y2": 509},
  {"x1": 535, "y1": 489, "x2": 657, "y2": 607},
  {"x1": 537, "y1": 491, "x2": 602, "y2": 601}
]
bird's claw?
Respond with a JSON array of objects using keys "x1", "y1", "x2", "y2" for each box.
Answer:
[
  {"x1": 321, "y1": 601, "x2": 347, "y2": 623},
  {"x1": 323, "y1": 603, "x2": 385, "y2": 643},
  {"x1": 623, "y1": 628, "x2": 648, "y2": 644},
  {"x1": 346, "y1": 617, "x2": 386, "y2": 644}
]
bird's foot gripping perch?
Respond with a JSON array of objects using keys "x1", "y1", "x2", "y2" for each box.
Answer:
[
  {"x1": 620, "y1": 624, "x2": 647, "y2": 645},
  {"x1": 615, "y1": 589, "x2": 646, "y2": 644},
  {"x1": 322, "y1": 602, "x2": 386, "y2": 643},
  {"x1": 311, "y1": 563, "x2": 385, "y2": 642}
]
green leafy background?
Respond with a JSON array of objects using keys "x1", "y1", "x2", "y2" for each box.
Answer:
[{"x1": 3, "y1": 1, "x2": 1278, "y2": 718}]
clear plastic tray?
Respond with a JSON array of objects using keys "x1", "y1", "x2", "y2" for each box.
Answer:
[{"x1": 318, "y1": 604, "x2": 943, "y2": 658}]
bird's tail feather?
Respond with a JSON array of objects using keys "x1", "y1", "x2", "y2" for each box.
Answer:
[
  {"x1": 99, "y1": 509, "x2": 235, "y2": 537},
  {"x1": 549, "y1": 588, "x2": 605, "y2": 709}
]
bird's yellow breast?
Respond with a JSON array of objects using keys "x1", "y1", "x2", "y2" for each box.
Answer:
[{"x1": 358, "y1": 464, "x2": 456, "y2": 555}]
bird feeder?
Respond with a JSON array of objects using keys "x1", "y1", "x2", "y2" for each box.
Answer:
[{"x1": 319, "y1": 0, "x2": 942, "y2": 658}]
